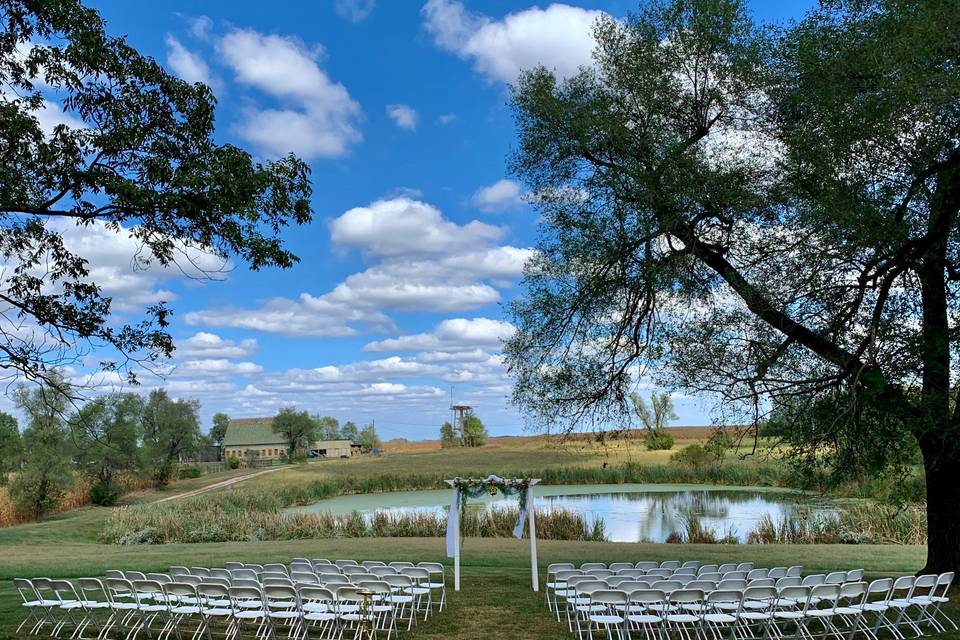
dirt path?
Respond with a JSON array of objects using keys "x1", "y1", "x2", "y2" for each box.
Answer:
[{"x1": 154, "y1": 467, "x2": 285, "y2": 503}]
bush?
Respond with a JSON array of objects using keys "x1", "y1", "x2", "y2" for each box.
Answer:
[
  {"x1": 89, "y1": 480, "x2": 123, "y2": 506},
  {"x1": 644, "y1": 430, "x2": 675, "y2": 450},
  {"x1": 151, "y1": 461, "x2": 175, "y2": 488},
  {"x1": 178, "y1": 466, "x2": 202, "y2": 479},
  {"x1": 227, "y1": 456, "x2": 241, "y2": 469},
  {"x1": 671, "y1": 444, "x2": 713, "y2": 470}
]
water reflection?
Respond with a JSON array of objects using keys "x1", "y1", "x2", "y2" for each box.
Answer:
[{"x1": 289, "y1": 485, "x2": 835, "y2": 543}]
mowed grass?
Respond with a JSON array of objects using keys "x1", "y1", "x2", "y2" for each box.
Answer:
[
  {"x1": 0, "y1": 531, "x2": 945, "y2": 640},
  {"x1": 1, "y1": 432, "x2": 948, "y2": 640}
]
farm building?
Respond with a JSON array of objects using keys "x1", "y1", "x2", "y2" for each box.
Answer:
[{"x1": 223, "y1": 417, "x2": 359, "y2": 460}]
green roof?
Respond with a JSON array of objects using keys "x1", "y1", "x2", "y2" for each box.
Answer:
[
  {"x1": 223, "y1": 417, "x2": 358, "y2": 448},
  {"x1": 223, "y1": 418, "x2": 285, "y2": 447}
]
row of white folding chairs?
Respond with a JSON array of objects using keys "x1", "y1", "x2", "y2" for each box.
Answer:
[
  {"x1": 14, "y1": 574, "x2": 431, "y2": 640},
  {"x1": 557, "y1": 573, "x2": 957, "y2": 640}
]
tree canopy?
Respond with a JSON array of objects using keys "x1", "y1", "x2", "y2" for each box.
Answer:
[
  {"x1": 272, "y1": 407, "x2": 316, "y2": 458},
  {"x1": 505, "y1": 0, "x2": 960, "y2": 571},
  {"x1": 0, "y1": 0, "x2": 312, "y2": 389}
]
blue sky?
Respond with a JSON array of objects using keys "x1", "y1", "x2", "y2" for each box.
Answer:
[{"x1": 42, "y1": 0, "x2": 815, "y2": 439}]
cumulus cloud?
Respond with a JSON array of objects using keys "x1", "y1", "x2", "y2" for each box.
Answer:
[
  {"x1": 188, "y1": 196, "x2": 530, "y2": 337},
  {"x1": 472, "y1": 179, "x2": 524, "y2": 212},
  {"x1": 165, "y1": 35, "x2": 212, "y2": 85},
  {"x1": 335, "y1": 0, "x2": 376, "y2": 23},
  {"x1": 422, "y1": 0, "x2": 603, "y2": 84},
  {"x1": 177, "y1": 358, "x2": 263, "y2": 376},
  {"x1": 329, "y1": 197, "x2": 503, "y2": 257},
  {"x1": 177, "y1": 332, "x2": 257, "y2": 359},
  {"x1": 438, "y1": 113, "x2": 457, "y2": 125},
  {"x1": 363, "y1": 317, "x2": 515, "y2": 352},
  {"x1": 385, "y1": 103, "x2": 418, "y2": 130},
  {"x1": 217, "y1": 28, "x2": 362, "y2": 158}
]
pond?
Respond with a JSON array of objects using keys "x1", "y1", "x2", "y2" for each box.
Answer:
[{"x1": 287, "y1": 484, "x2": 837, "y2": 543}]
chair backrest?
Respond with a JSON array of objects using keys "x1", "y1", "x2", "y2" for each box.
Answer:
[
  {"x1": 105, "y1": 577, "x2": 134, "y2": 600},
  {"x1": 776, "y1": 577, "x2": 801, "y2": 589},
  {"x1": 890, "y1": 575, "x2": 915, "y2": 600},
  {"x1": 147, "y1": 573, "x2": 172, "y2": 584},
  {"x1": 263, "y1": 577, "x2": 294, "y2": 587},
  {"x1": 177, "y1": 575, "x2": 203, "y2": 586},
  {"x1": 786, "y1": 566, "x2": 803, "y2": 577},
  {"x1": 547, "y1": 562, "x2": 575, "y2": 574},
  {"x1": 203, "y1": 577, "x2": 231, "y2": 588},
  {"x1": 717, "y1": 579, "x2": 747, "y2": 591},
  {"x1": 748, "y1": 578, "x2": 775, "y2": 588},
  {"x1": 606, "y1": 576, "x2": 632, "y2": 587},
  {"x1": 131, "y1": 580, "x2": 165, "y2": 601},
  {"x1": 723, "y1": 571, "x2": 747, "y2": 580},
  {"x1": 320, "y1": 575, "x2": 350, "y2": 586},
  {"x1": 297, "y1": 585, "x2": 334, "y2": 605},
  {"x1": 591, "y1": 589, "x2": 629, "y2": 606},
  {"x1": 263, "y1": 563, "x2": 288, "y2": 574},
  {"x1": 717, "y1": 563, "x2": 737, "y2": 573},
  {"x1": 169, "y1": 566, "x2": 190, "y2": 576},
  {"x1": 686, "y1": 580, "x2": 717, "y2": 591},
  {"x1": 586, "y1": 569, "x2": 614, "y2": 579},
  {"x1": 312, "y1": 559, "x2": 333, "y2": 567},
  {"x1": 839, "y1": 581, "x2": 867, "y2": 606},
  {"x1": 105, "y1": 570, "x2": 125, "y2": 580},
  {"x1": 935, "y1": 572, "x2": 955, "y2": 597},
  {"x1": 190, "y1": 568, "x2": 210, "y2": 577},
  {"x1": 698, "y1": 564, "x2": 719, "y2": 576},
  {"x1": 660, "y1": 561, "x2": 680, "y2": 570},
  {"x1": 810, "y1": 584, "x2": 841, "y2": 609},
  {"x1": 232, "y1": 579, "x2": 261, "y2": 589},
  {"x1": 746, "y1": 569, "x2": 768, "y2": 580},
  {"x1": 616, "y1": 581, "x2": 649, "y2": 592},
  {"x1": 342, "y1": 566, "x2": 368, "y2": 576},
  {"x1": 646, "y1": 568, "x2": 672, "y2": 578},
  {"x1": 845, "y1": 569, "x2": 865, "y2": 582},
  {"x1": 780, "y1": 586, "x2": 811, "y2": 610},
  {"x1": 635, "y1": 562, "x2": 658, "y2": 572},
  {"x1": 742, "y1": 586, "x2": 777, "y2": 604},
  {"x1": 628, "y1": 588, "x2": 667, "y2": 604},
  {"x1": 674, "y1": 567, "x2": 696, "y2": 576},
  {"x1": 231, "y1": 569, "x2": 258, "y2": 580},
  {"x1": 581, "y1": 563, "x2": 607, "y2": 571},
  {"x1": 555, "y1": 570, "x2": 583, "y2": 582},
  {"x1": 418, "y1": 562, "x2": 444, "y2": 577},
  {"x1": 228, "y1": 586, "x2": 264, "y2": 611},
  {"x1": 617, "y1": 569, "x2": 645, "y2": 578},
  {"x1": 164, "y1": 582, "x2": 200, "y2": 600},
  {"x1": 315, "y1": 566, "x2": 342, "y2": 576},
  {"x1": 681, "y1": 561, "x2": 700, "y2": 569},
  {"x1": 292, "y1": 572, "x2": 319, "y2": 584},
  {"x1": 608, "y1": 562, "x2": 634, "y2": 572},
  {"x1": 824, "y1": 571, "x2": 846, "y2": 584},
  {"x1": 574, "y1": 580, "x2": 610, "y2": 596},
  {"x1": 382, "y1": 575, "x2": 414, "y2": 589},
  {"x1": 361, "y1": 560, "x2": 385, "y2": 568},
  {"x1": 650, "y1": 580, "x2": 683, "y2": 592},
  {"x1": 50, "y1": 579, "x2": 80, "y2": 604},
  {"x1": 77, "y1": 578, "x2": 108, "y2": 604},
  {"x1": 197, "y1": 583, "x2": 230, "y2": 600},
  {"x1": 801, "y1": 574, "x2": 825, "y2": 587},
  {"x1": 13, "y1": 578, "x2": 39, "y2": 604},
  {"x1": 669, "y1": 588, "x2": 705, "y2": 604},
  {"x1": 698, "y1": 572, "x2": 722, "y2": 582},
  {"x1": 388, "y1": 561, "x2": 414, "y2": 569},
  {"x1": 401, "y1": 567, "x2": 429, "y2": 580},
  {"x1": 263, "y1": 584, "x2": 298, "y2": 608},
  {"x1": 124, "y1": 571, "x2": 146, "y2": 581},
  {"x1": 865, "y1": 578, "x2": 893, "y2": 601},
  {"x1": 334, "y1": 560, "x2": 358, "y2": 568},
  {"x1": 707, "y1": 589, "x2": 744, "y2": 612},
  {"x1": 736, "y1": 563, "x2": 754, "y2": 572},
  {"x1": 224, "y1": 562, "x2": 244, "y2": 571},
  {"x1": 767, "y1": 567, "x2": 787, "y2": 579}
]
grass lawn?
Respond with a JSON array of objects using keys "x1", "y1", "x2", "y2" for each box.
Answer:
[{"x1": 0, "y1": 433, "x2": 945, "y2": 640}]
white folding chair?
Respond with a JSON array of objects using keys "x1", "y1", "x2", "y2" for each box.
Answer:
[
  {"x1": 588, "y1": 590, "x2": 628, "y2": 640},
  {"x1": 297, "y1": 585, "x2": 338, "y2": 639},
  {"x1": 625, "y1": 588, "x2": 666, "y2": 640},
  {"x1": 666, "y1": 588, "x2": 705, "y2": 640},
  {"x1": 417, "y1": 562, "x2": 447, "y2": 613}
]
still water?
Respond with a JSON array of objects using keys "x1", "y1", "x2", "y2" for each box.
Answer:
[{"x1": 288, "y1": 483, "x2": 836, "y2": 543}]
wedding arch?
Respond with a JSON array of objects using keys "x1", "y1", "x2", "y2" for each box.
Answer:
[{"x1": 444, "y1": 475, "x2": 541, "y2": 592}]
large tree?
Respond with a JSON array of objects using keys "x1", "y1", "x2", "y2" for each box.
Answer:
[
  {"x1": 70, "y1": 393, "x2": 141, "y2": 504},
  {"x1": 0, "y1": 411, "x2": 22, "y2": 484},
  {"x1": 271, "y1": 407, "x2": 316, "y2": 458},
  {"x1": 8, "y1": 377, "x2": 73, "y2": 519},
  {"x1": 0, "y1": 0, "x2": 311, "y2": 389},
  {"x1": 140, "y1": 389, "x2": 199, "y2": 487},
  {"x1": 505, "y1": 0, "x2": 960, "y2": 571}
]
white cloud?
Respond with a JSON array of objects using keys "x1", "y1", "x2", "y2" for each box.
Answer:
[
  {"x1": 186, "y1": 15, "x2": 213, "y2": 39},
  {"x1": 178, "y1": 358, "x2": 263, "y2": 376},
  {"x1": 185, "y1": 293, "x2": 395, "y2": 338},
  {"x1": 386, "y1": 104, "x2": 418, "y2": 130},
  {"x1": 177, "y1": 332, "x2": 257, "y2": 359},
  {"x1": 364, "y1": 317, "x2": 515, "y2": 352},
  {"x1": 329, "y1": 197, "x2": 503, "y2": 257},
  {"x1": 217, "y1": 28, "x2": 362, "y2": 158},
  {"x1": 438, "y1": 113, "x2": 457, "y2": 125},
  {"x1": 188, "y1": 196, "x2": 528, "y2": 337},
  {"x1": 165, "y1": 35, "x2": 212, "y2": 85},
  {"x1": 336, "y1": 0, "x2": 376, "y2": 23},
  {"x1": 472, "y1": 178, "x2": 524, "y2": 212},
  {"x1": 422, "y1": 0, "x2": 603, "y2": 84}
]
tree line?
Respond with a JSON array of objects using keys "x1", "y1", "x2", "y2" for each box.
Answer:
[
  {"x1": 267, "y1": 408, "x2": 380, "y2": 461},
  {"x1": 0, "y1": 375, "x2": 207, "y2": 519}
]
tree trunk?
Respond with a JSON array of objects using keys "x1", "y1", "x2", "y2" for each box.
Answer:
[{"x1": 919, "y1": 438, "x2": 960, "y2": 574}]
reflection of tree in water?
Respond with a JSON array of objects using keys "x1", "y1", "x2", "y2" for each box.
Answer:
[{"x1": 632, "y1": 491, "x2": 767, "y2": 541}]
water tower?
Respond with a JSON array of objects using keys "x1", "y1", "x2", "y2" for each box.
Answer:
[{"x1": 450, "y1": 403, "x2": 472, "y2": 441}]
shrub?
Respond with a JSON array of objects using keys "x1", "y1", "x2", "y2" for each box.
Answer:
[
  {"x1": 644, "y1": 430, "x2": 675, "y2": 450},
  {"x1": 89, "y1": 480, "x2": 123, "y2": 506},
  {"x1": 227, "y1": 456, "x2": 241, "y2": 470},
  {"x1": 178, "y1": 466, "x2": 202, "y2": 480},
  {"x1": 152, "y1": 461, "x2": 175, "y2": 488},
  {"x1": 671, "y1": 444, "x2": 713, "y2": 470}
]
